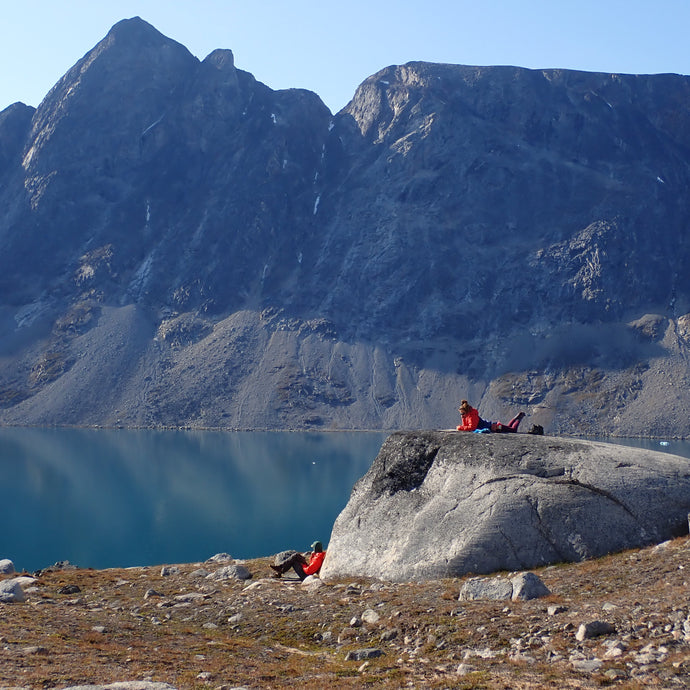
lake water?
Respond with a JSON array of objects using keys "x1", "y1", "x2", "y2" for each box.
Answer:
[
  {"x1": 1, "y1": 428, "x2": 387, "y2": 573},
  {"x1": 2, "y1": 428, "x2": 689, "y2": 573}
]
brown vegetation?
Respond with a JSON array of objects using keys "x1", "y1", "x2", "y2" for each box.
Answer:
[{"x1": 3, "y1": 537, "x2": 690, "y2": 689}]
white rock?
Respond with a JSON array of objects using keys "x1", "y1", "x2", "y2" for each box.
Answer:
[
  {"x1": 571, "y1": 658, "x2": 603, "y2": 673},
  {"x1": 459, "y1": 576, "x2": 513, "y2": 601},
  {"x1": 510, "y1": 572, "x2": 551, "y2": 600},
  {"x1": 576, "y1": 620, "x2": 615, "y2": 641},
  {"x1": 456, "y1": 663, "x2": 477, "y2": 675},
  {"x1": 206, "y1": 564, "x2": 251, "y2": 581},
  {"x1": 0, "y1": 558, "x2": 16, "y2": 574},
  {"x1": 302, "y1": 575, "x2": 324, "y2": 591},
  {"x1": 0, "y1": 578, "x2": 26, "y2": 603},
  {"x1": 362, "y1": 608, "x2": 381, "y2": 624},
  {"x1": 160, "y1": 565, "x2": 180, "y2": 577}
]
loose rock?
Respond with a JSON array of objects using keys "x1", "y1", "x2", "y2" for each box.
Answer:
[
  {"x1": 206, "y1": 565, "x2": 251, "y2": 581},
  {"x1": 0, "y1": 578, "x2": 26, "y2": 603},
  {"x1": 459, "y1": 572, "x2": 549, "y2": 601},
  {"x1": 344, "y1": 648, "x2": 383, "y2": 662},
  {"x1": 0, "y1": 558, "x2": 16, "y2": 574},
  {"x1": 160, "y1": 566, "x2": 180, "y2": 577},
  {"x1": 576, "y1": 620, "x2": 616, "y2": 641},
  {"x1": 361, "y1": 608, "x2": 381, "y2": 624}
]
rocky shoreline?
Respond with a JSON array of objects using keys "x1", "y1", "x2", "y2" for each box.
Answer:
[{"x1": 3, "y1": 537, "x2": 690, "y2": 689}]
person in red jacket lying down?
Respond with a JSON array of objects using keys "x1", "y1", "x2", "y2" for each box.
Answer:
[{"x1": 456, "y1": 400, "x2": 525, "y2": 432}]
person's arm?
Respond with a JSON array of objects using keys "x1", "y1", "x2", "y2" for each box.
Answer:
[{"x1": 303, "y1": 551, "x2": 325, "y2": 575}]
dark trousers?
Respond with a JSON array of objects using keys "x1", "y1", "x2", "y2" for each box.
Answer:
[
  {"x1": 491, "y1": 414, "x2": 523, "y2": 433},
  {"x1": 276, "y1": 553, "x2": 308, "y2": 580}
]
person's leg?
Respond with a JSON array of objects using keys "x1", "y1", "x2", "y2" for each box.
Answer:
[
  {"x1": 507, "y1": 412, "x2": 525, "y2": 430},
  {"x1": 271, "y1": 552, "x2": 306, "y2": 577},
  {"x1": 291, "y1": 562, "x2": 308, "y2": 580}
]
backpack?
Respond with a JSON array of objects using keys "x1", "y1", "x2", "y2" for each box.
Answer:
[{"x1": 527, "y1": 424, "x2": 544, "y2": 435}]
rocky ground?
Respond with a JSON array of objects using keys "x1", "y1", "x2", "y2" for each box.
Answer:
[{"x1": 2, "y1": 537, "x2": 690, "y2": 690}]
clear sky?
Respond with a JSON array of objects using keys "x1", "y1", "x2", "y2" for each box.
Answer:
[{"x1": 3, "y1": 0, "x2": 689, "y2": 115}]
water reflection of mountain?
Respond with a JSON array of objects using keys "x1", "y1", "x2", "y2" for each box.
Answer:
[{"x1": 2, "y1": 428, "x2": 387, "y2": 571}]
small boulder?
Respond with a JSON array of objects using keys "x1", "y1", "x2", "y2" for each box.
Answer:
[
  {"x1": 144, "y1": 588, "x2": 164, "y2": 600},
  {"x1": 460, "y1": 576, "x2": 514, "y2": 601},
  {"x1": 0, "y1": 578, "x2": 26, "y2": 603},
  {"x1": 0, "y1": 558, "x2": 16, "y2": 575},
  {"x1": 576, "y1": 621, "x2": 616, "y2": 641},
  {"x1": 207, "y1": 564, "x2": 251, "y2": 581},
  {"x1": 547, "y1": 604, "x2": 568, "y2": 615},
  {"x1": 459, "y1": 572, "x2": 549, "y2": 601},
  {"x1": 344, "y1": 648, "x2": 383, "y2": 662},
  {"x1": 302, "y1": 575, "x2": 324, "y2": 591},
  {"x1": 205, "y1": 553, "x2": 233, "y2": 564},
  {"x1": 510, "y1": 572, "x2": 551, "y2": 600},
  {"x1": 274, "y1": 550, "x2": 300, "y2": 567},
  {"x1": 362, "y1": 608, "x2": 381, "y2": 624},
  {"x1": 160, "y1": 565, "x2": 180, "y2": 577}
]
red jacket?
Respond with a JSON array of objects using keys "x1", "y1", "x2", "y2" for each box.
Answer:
[
  {"x1": 457, "y1": 406, "x2": 480, "y2": 431},
  {"x1": 303, "y1": 550, "x2": 326, "y2": 575}
]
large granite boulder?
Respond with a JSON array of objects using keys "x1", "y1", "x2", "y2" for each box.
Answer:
[{"x1": 320, "y1": 432, "x2": 690, "y2": 582}]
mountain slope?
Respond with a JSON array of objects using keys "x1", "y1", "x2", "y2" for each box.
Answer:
[{"x1": 1, "y1": 17, "x2": 689, "y2": 436}]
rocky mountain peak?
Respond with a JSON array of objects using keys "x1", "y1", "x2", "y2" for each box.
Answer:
[
  {"x1": 23, "y1": 16, "x2": 197, "y2": 181},
  {"x1": 203, "y1": 48, "x2": 236, "y2": 71},
  {"x1": 105, "y1": 16, "x2": 173, "y2": 43}
]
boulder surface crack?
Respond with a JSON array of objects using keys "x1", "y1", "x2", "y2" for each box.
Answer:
[{"x1": 553, "y1": 478, "x2": 637, "y2": 519}]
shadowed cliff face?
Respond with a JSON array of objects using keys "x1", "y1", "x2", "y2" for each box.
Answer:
[{"x1": 0, "y1": 17, "x2": 689, "y2": 435}]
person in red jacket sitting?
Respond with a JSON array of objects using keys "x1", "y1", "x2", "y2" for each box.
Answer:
[{"x1": 270, "y1": 541, "x2": 326, "y2": 580}]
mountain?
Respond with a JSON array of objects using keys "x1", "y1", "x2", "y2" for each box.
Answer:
[{"x1": 1, "y1": 17, "x2": 689, "y2": 436}]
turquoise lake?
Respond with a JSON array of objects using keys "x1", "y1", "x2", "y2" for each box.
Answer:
[
  {"x1": 2, "y1": 428, "x2": 387, "y2": 572},
  {"x1": 2, "y1": 428, "x2": 689, "y2": 573}
]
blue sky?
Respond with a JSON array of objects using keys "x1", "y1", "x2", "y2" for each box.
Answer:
[{"x1": 3, "y1": 1, "x2": 689, "y2": 114}]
